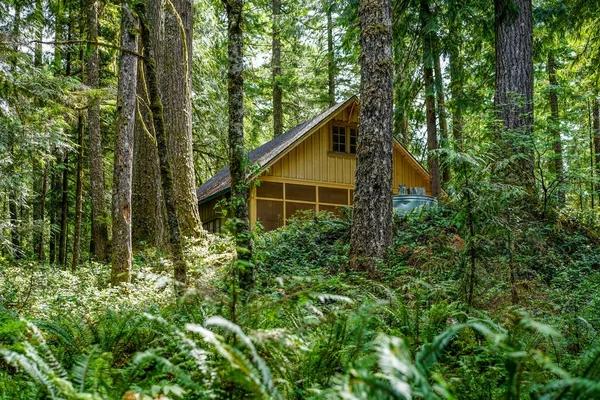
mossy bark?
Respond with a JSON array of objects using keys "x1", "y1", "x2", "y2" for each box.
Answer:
[
  {"x1": 111, "y1": 4, "x2": 138, "y2": 286},
  {"x1": 87, "y1": 0, "x2": 109, "y2": 261},
  {"x1": 161, "y1": 0, "x2": 203, "y2": 239},
  {"x1": 138, "y1": 0, "x2": 187, "y2": 291}
]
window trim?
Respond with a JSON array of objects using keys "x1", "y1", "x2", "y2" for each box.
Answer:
[{"x1": 330, "y1": 121, "x2": 358, "y2": 155}]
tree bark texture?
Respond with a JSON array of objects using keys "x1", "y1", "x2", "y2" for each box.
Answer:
[
  {"x1": 592, "y1": 98, "x2": 600, "y2": 203},
  {"x1": 327, "y1": 1, "x2": 335, "y2": 106},
  {"x1": 421, "y1": 0, "x2": 441, "y2": 198},
  {"x1": 38, "y1": 160, "x2": 49, "y2": 260},
  {"x1": 87, "y1": 0, "x2": 109, "y2": 261},
  {"x1": 448, "y1": 0, "x2": 464, "y2": 149},
  {"x1": 9, "y1": 189, "x2": 20, "y2": 258},
  {"x1": 133, "y1": 47, "x2": 167, "y2": 249},
  {"x1": 161, "y1": 0, "x2": 203, "y2": 239},
  {"x1": 72, "y1": 113, "x2": 84, "y2": 270},
  {"x1": 224, "y1": 0, "x2": 253, "y2": 287},
  {"x1": 58, "y1": 152, "x2": 69, "y2": 268},
  {"x1": 272, "y1": 0, "x2": 283, "y2": 137},
  {"x1": 138, "y1": 0, "x2": 187, "y2": 290},
  {"x1": 49, "y1": 165, "x2": 59, "y2": 264},
  {"x1": 434, "y1": 51, "x2": 450, "y2": 185},
  {"x1": 547, "y1": 53, "x2": 564, "y2": 204},
  {"x1": 494, "y1": 0, "x2": 535, "y2": 188},
  {"x1": 111, "y1": 4, "x2": 138, "y2": 285},
  {"x1": 350, "y1": 0, "x2": 393, "y2": 273}
]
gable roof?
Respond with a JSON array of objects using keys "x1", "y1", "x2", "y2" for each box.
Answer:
[
  {"x1": 196, "y1": 96, "x2": 358, "y2": 204},
  {"x1": 196, "y1": 96, "x2": 431, "y2": 204}
]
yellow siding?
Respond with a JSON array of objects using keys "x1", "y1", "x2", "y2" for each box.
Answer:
[{"x1": 260, "y1": 108, "x2": 430, "y2": 194}]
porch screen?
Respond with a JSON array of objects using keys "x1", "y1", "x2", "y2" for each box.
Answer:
[{"x1": 256, "y1": 200, "x2": 283, "y2": 231}]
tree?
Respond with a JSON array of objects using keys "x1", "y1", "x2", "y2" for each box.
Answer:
[
  {"x1": 87, "y1": 0, "x2": 109, "y2": 261},
  {"x1": 137, "y1": 0, "x2": 188, "y2": 291},
  {"x1": 223, "y1": 0, "x2": 253, "y2": 287},
  {"x1": 161, "y1": 0, "x2": 203, "y2": 239},
  {"x1": 132, "y1": 0, "x2": 167, "y2": 249},
  {"x1": 326, "y1": 0, "x2": 335, "y2": 106},
  {"x1": 421, "y1": 0, "x2": 441, "y2": 197},
  {"x1": 111, "y1": 3, "x2": 138, "y2": 285},
  {"x1": 494, "y1": 0, "x2": 535, "y2": 188},
  {"x1": 72, "y1": 113, "x2": 84, "y2": 269},
  {"x1": 547, "y1": 52, "x2": 565, "y2": 204},
  {"x1": 272, "y1": 0, "x2": 283, "y2": 137},
  {"x1": 350, "y1": 0, "x2": 393, "y2": 272}
]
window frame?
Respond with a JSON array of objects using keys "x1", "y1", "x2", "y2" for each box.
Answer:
[{"x1": 330, "y1": 121, "x2": 358, "y2": 155}]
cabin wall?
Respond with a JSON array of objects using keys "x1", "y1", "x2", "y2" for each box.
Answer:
[{"x1": 199, "y1": 195, "x2": 226, "y2": 233}]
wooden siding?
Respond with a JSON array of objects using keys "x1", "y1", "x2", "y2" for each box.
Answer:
[
  {"x1": 261, "y1": 104, "x2": 430, "y2": 195},
  {"x1": 199, "y1": 99, "x2": 432, "y2": 232}
]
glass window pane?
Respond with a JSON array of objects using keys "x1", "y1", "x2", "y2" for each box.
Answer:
[{"x1": 349, "y1": 128, "x2": 357, "y2": 154}]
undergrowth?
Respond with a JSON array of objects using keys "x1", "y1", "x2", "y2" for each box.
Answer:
[{"x1": 1, "y1": 206, "x2": 600, "y2": 399}]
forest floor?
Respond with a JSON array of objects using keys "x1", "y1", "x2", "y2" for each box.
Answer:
[{"x1": 1, "y1": 204, "x2": 600, "y2": 398}]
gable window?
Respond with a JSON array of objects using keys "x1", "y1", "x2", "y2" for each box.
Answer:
[
  {"x1": 332, "y1": 123, "x2": 357, "y2": 155},
  {"x1": 332, "y1": 125, "x2": 346, "y2": 153}
]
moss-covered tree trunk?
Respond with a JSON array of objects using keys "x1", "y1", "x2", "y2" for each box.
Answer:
[
  {"x1": 87, "y1": 0, "x2": 109, "y2": 261},
  {"x1": 421, "y1": 0, "x2": 441, "y2": 198},
  {"x1": 111, "y1": 4, "x2": 138, "y2": 285},
  {"x1": 132, "y1": 0, "x2": 167, "y2": 249},
  {"x1": 224, "y1": 0, "x2": 253, "y2": 287},
  {"x1": 161, "y1": 0, "x2": 203, "y2": 239},
  {"x1": 594, "y1": 98, "x2": 600, "y2": 203},
  {"x1": 272, "y1": 0, "x2": 282, "y2": 137},
  {"x1": 547, "y1": 52, "x2": 564, "y2": 205},
  {"x1": 58, "y1": 151, "x2": 69, "y2": 268},
  {"x1": 72, "y1": 113, "x2": 84, "y2": 270},
  {"x1": 494, "y1": 0, "x2": 535, "y2": 188},
  {"x1": 349, "y1": 0, "x2": 393, "y2": 273},
  {"x1": 137, "y1": 0, "x2": 187, "y2": 291},
  {"x1": 434, "y1": 50, "x2": 449, "y2": 185}
]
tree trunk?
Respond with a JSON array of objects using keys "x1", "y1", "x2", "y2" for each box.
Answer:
[
  {"x1": 9, "y1": 188, "x2": 20, "y2": 259},
  {"x1": 58, "y1": 151, "x2": 69, "y2": 268},
  {"x1": 87, "y1": 0, "x2": 109, "y2": 261},
  {"x1": 326, "y1": 1, "x2": 335, "y2": 106},
  {"x1": 138, "y1": 1, "x2": 187, "y2": 290},
  {"x1": 350, "y1": 0, "x2": 393, "y2": 273},
  {"x1": 272, "y1": 0, "x2": 283, "y2": 137},
  {"x1": 592, "y1": 98, "x2": 600, "y2": 204},
  {"x1": 547, "y1": 52, "x2": 564, "y2": 205},
  {"x1": 421, "y1": 0, "x2": 441, "y2": 198},
  {"x1": 224, "y1": 0, "x2": 253, "y2": 287},
  {"x1": 72, "y1": 113, "x2": 84, "y2": 270},
  {"x1": 132, "y1": 45, "x2": 167, "y2": 249},
  {"x1": 449, "y1": 51, "x2": 464, "y2": 148},
  {"x1": 38, "y1": 160, "x2": 49, "y2": 260},
  {"x1": 49, "y1": 165, "x2": 59, "y2": 264},
  {"x1": 53, "y1": 0, "x2": 63, "y2": 73},
  {"x1": 434, "y1": 50, "x2": 449, "y2": 185},
  {"x1": 494, "y1": 0, "x2": 535, "y2": 188},
  {"x1": 111, "y1": 4, "x2": 138, "y2": 285},
  {"x1": 161, "y1": 0, "x2": 203, "y2": 239}
]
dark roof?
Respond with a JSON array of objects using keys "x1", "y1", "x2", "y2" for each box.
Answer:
[{"x1": 196, "y1": 96, "x2": 358, "y2": 204}]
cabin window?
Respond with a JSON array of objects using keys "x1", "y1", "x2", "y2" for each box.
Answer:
[
  {"x1": 286, "y1": 183, "x2": 316, "y2": 202},
  {"x1": 319, "y1": 187, "x2": 348, "y2": 204},
  {"x1": 256, "y1": 199, "x2": 284, "y2": 231},
  {"x1": 331, "y1": 124, "x2": 357, "y2": 155},
  {"x1": 257, "y1": 181, "x2": 283, "y2": 199},
  {"x1": 332, "y1": 126, "x2": 346, "y2": 153}
]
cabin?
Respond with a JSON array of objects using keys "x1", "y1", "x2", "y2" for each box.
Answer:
[{"x1": 196, "y1": 96, "x2": 433, "y2": 232}]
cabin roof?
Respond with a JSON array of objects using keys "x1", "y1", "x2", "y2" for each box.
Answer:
[
  {"x1": 196, "y1": 97, "x2": 358, "y2": 204},
  {"x1": 196, "y1": 96, "x2": 431, "y2": 204}
]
